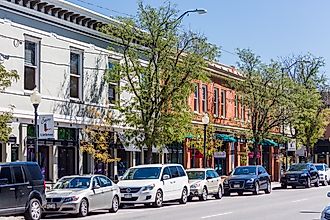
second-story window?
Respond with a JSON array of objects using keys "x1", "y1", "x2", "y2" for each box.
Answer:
[
  {"x1": 24, "y1": 37, "x2": 40, "y2": 90},
  {"x1": 108, "y1": 59, "x2": 118, "y2": 105},
  {"x1": 193, "y1": 84, "x2": 199, "y2": 112},
  {"x1": 70, "y1": 49, "x2": 83, "y2": 99},
  {"x1": 241, "y1": 96, "x2": 245, "y2": 121},
  {"x1": 213, "y1": 88, "x2": 219, "y2": 116},
  {"x1": 235, "y1": 95, "x2": 239, "y2": 118},
  {"x1": 202, "y1": 85, "x2": 207, "y2": 113},
  {"x1": 221, "y1": 90, "x2": 226, "y2": 117}
]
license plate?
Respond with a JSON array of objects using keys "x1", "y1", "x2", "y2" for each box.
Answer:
[
  {"x1": 234, "y1": 184, "x2": 240, "y2": 188},
  {"x1": 290, "y1": 178, "x2": 295, "y2": 181},
  {"x1": 124, "y1": 194, "x2": 132, "y2": 198},
  {"x1": 46, "y1": 203, "x2": 56, "y2": 209}
]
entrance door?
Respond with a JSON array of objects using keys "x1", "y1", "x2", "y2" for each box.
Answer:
[
  {"x1": 58, "y1": 147, "x2": 76, "y2": 178},
  {"x1": 39, "y1": 146, "x2": 49, "y2": 180},
  {"x1": 215, "y1": 158, "x2": 227, "y2": 176}
]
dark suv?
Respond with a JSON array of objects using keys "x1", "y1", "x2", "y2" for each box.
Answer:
[
  {"x1": 0, "y1": 162, "x2": 46, "y2": 220},
  {"x1": 281, "y1": 163, "x2": 319, "y2": 188}
]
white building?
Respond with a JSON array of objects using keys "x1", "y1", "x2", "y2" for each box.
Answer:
[{"x1": 0, "y1": 0, "x2": 165, "y2": 182}]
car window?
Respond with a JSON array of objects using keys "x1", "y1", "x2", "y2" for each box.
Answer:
[
  {"x1": 176, "y1": 166, "x2": 186, "y2": 177},
  {"x1": 316, "y1": 165, "x2": 325, "y2": 171},
  {"x1": 13, "y1": 166, "x2": 26, "y2": 184},
  {"x1": 212, "y1": 171, "x2": 219, "y2": 178},
  {"x1": 206, "y1": 170, "x2": 214, "y2": 178},
  {"x1": 92, "y1": 177, "x2": 100, "y2": 187},
  {"x1": 97, "y1": 176, "x2": 112, "y2": 187},
  {"x1": 162, "y1": 167, "x2": 171, "y2": 178},
  {"x1": 27, "y1": 164, "x2": 43, "y2": 180},
  {"x1": 0, "y1": 166, "x2": 13, "y2": 185},
  {"x1": 169, "y1": 166, "x2": 179, "y2": 178}
]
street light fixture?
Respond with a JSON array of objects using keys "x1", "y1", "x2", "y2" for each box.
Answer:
[
  {"x1": 202, "y1": 113, "x2": 210, "y2": 168},
  {"x1": 176, "y1": 8, "x2": 207, "y2": 22},
  {"x1": 30, "y1": 87, "x2": 41, "y2": 164}
]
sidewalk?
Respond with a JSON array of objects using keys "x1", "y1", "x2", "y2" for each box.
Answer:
[{"x1": 272, "y1": 182, "x2": 282, "y2": 189}]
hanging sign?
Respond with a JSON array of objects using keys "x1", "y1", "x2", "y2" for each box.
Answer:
[
  {"x1": 38, "y1": 115, "x2": 54, "y2": 139},
  {"x1": 214, "y1": 151, "x2": 226, "y2": 158}
]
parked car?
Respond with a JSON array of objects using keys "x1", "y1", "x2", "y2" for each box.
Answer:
[
  {"x1": 186, "y1": 168, "x2": 223, "y2": 201},
  {"x1": 223, "y1": 165, "x2": 271, "y2": 196},
  {"x1": 315, "y1": 163, "x2": 330, "y2": 186},
  {"x1": 44, "y1": 175, "x2": 120, "y2": 217},
  {"x1": 117, "y1": 164, "x2": 189, "y2": 207},
  {"x1": 281, "y1": 163, "x2": 319, "y2": 189},
  {"x1": 0, "y1": 162, "x2": 46, "y2": 220},
  {"x1": 320, "y1": 192, "x2": 330, "y2": 220}
]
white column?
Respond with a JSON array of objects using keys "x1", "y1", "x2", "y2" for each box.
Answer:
[
  {"x1": 161, "y1": 152, "x2": 165, "y2": 164},
  {"x1": 78, "y1": 147, "x2": 83, "y2": 175},
  {"x1": 327, "y1": 153, "x2": 330, "y2": 166},
  {"x1": 315, "y1": 154, "x2": 318, "y2": 163},
  {"x1": 20, "y1": 124, "x2": 28, "y2": 161},
  {"x1": 141, "y1": 149, "x2": 144, "y2": 165},
  {"x1": 1, "y1": 143, "x2": 4, "y2": 162},
  {"x1": 113, "y1": 149, "x2": 118, "y2": 176},
  {"x1": 52, "y1": 145, "x2": 58, "y2": 182},
  {"x1": 132, "y1": 151, "x2": 136, "y2": 167},
  {"x1": 5, "y1": 143, "x2": 11, "y2": 162}
]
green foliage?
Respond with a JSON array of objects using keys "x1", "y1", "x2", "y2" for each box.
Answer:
[{"x1": 101, "y1": 1, "x2": 219, "y2": 163}]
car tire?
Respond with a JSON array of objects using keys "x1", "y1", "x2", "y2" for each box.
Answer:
[
  {"x1": 24, "y1": 198, "x2": 42, "y2": 220},
  {"x1": 153, "y1": 190, "x2": 163, "y2": 208},
  {"x1": 305, "y1": 177, "x2": 311, "y2": 188},
  {"x1": 253, "y1": 182, "x2": 259, "y2": 195},
  {"x1": 179, "y1": 187, "x2": 188, "y2": 204},
  {"x1": 199, "y1": 187, "x2": 208, "y2": 201},
  {"x1": 281, "y1": 183, "x2": 287, "y2": 189},
  {"x1": 324, "y1": 179, "x2": 328, "y2": 186},
  {"x1": 265, "y1": 181, "x2": 271, "y2": 194},
  {"x1": 315, "y1": 177, "x2": 320, "y2": 187},
  {"x1": 78, "y1": 198, "x2": 89, "y2": 217},
  {"x1": 214, "y1": 186, "x2": 223, "y2": 199},
  {"x1": 109, "y1": 195, "x2": 119, "y2": 213}
]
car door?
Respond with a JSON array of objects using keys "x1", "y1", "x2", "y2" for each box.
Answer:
[
  {"x1": 326, "y1": 165, "x2": 330, "y2": 180},
  {"x1": 97, "y1": 176, "x2": 114, "y2": 209},
  {"x1": 0, "y1": 166, "x2": 16, "y2": 214},
  {"x1": 13, "y1": 166, "x2": 30, "y2": 211},
  {"x1": 310, "y1": 164, "x2": 318, "y2": 182},
  {"x1": 89, "y1": 177, "x2": 104, "y2": 211},
  {"x1": 169, "y1": 166, "x2": 181, "y2": 199},
  {"x1": 176, "y1": 166, "x2": 188, "y2": 194},
  {"x1": 257, "y1": 167, "x2": 267, "y2": 189},
  {"x1": 206, "y1": 170, "x2": 216, "y2": 193},
  {"x1": 212, "y1": 170, "x2": 221, "y2": 192},
  {"x1": 162, "y1": 167, "x2": 174, "y2": 201}
]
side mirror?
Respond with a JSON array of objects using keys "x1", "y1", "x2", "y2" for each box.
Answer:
[
  {"x1": 258, "y1": 171, "x2": 262, "y2": 175},
  {"x1": 206, "y1": 176, "x2": 212, "y2": 180},
  {"x1": 163, "y1": 174, "x2": 170, "y2": 180},
  {"x1": 92, "y1": 184, "x2": 100, "y2": 190},
  {"x1": 118, "y1": 176, "x2": 123, "y2": 181},
  {"x1": 0, "y1": 178, "x2": 8, "y2": 185},
  {"x1": 327, "y1": 192, "x2": 330, "y2": 198}
]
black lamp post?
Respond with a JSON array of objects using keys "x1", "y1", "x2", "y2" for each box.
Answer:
[
  {"x1": 202, "y1": 113, "x2": 209, "y2": 168},
  {"x1": 30, "y1": 88, "x2": 41, "y2": 164}
]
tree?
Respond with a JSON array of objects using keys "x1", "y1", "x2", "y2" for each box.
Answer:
[
  {"x1": 231, "y1": 49, "x2": 297, "y2": 165},
  {"x1": 0, "y1": 64, "x2": 19, "y2": 142},
  {"x1": 101, "y1": 1, "x2": 219, "y2": 163}
]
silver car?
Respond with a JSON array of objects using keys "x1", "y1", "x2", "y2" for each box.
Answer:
[
  {"x1": 186, "y1": 168, "x2": 223, "y2": 201},
  {"x1": 44, "y1": 175, "x2": 120, "y2": 217}
]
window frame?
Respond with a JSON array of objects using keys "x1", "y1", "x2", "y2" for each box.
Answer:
[
  {"x1": 69, "y1": 48, "x2": 83, "y2": 100},
  {"x1": 0, "y1": 166, "x2": 13, "y2": 185},
  {"x1": 220, "y1": 90, "x2": 226, "y2": 117},
  {"x1": 107, "y1": 58, "x2": 119, "y2": 105},
  {"x1": 234, "y1": 95, "x2": 239, "y2": 119},
  {"x1": 213, "y1": 88, "x2": 219, "y2": 117},
  {"x1": 201, "y1": 85, "x2": 208, "y2": 113},
  {"x1": 13, "y1": 166, "x2": 26, "y2": 184},
  {"x1": 169, "y1": 166, "x2": 180, "y2": 178},
  {"x1": 24, "y1": 36, "x2": 40, "y2": 91},
  {"x1": 193, "y1": 84, "x2": 199, "y2": 112},
  {"x1": 241, "y1": 96, "x2": 245, "y2": 121}
]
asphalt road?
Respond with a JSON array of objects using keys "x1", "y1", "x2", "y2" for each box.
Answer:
[{"x1": 3, "y1": 184, "x2": 330, "y2": 220}]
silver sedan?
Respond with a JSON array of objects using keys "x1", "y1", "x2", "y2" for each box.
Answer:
[{"x1": 44, "y1": 175, "x2": 120, "y2": 217}]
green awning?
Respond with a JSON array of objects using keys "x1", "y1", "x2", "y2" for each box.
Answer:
[
  {"x1": 185, "y1": 134, "x2": 194, "y2": 139},
  {"x1": 261, "y1": 139, "x2": 278, "y2": 147},
  {"x1": 215, "y1": 134, "x2": 237, "y2": 142}
]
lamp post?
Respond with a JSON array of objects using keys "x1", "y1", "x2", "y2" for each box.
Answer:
[
  {"x1": 202, "y1": 113, "x2": 209, "y2": 168},
  {"x1": 30, "y1": 88, "x2": 41, "y2": 164},
  {"x1": 173, "y1": 8, "x2": 207, "y2": 24}
]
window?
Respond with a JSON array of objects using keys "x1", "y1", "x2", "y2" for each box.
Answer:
[
  {"x1": 24, "y1": 38, "x2": 40, "y2": 90},
  {"x1": 202, "y1": 85, "x2": 207, "y2": 113},
  {"x1": 97, "y1": 176, "x2": 112, "y2": 187},
  {"x1": 27, "y1": 164, "x2": 43, "y2": 180},
  {"x1": 0, "y1": 166, "x2": 12, "y2": 184},
  {"x1": 169, "y1": 166, "x2": 179, "y2": 178},
  {"x1": 176, "y1": 166, "x2": 186, "y2": 177},
  {"x1": 234, "y1": 95, "x2": 239, "y2": 118},
  {"x1": 212, "y1": 170, "x2": 219, "y2": 178},
  {"x1": 213, "y1": 88, "x2": 219, "y2": 116},
  {"x1": 221, "y1": 90, "x2": 226, "y2": 117},
  {"x1": 70, "y1": 50, "x2": 83, "y2": 99},
  {"x1": 241, "y1": 97, "x2": 245, "y2": 121},
  {"x1": 108, "y1": 85, "x2": 116, "y2": 105},
  {"x1": 206, "y1": 170, "x2": 215, "y2": 179},
  {"x1": 193, "y1": 84, "x2": 199, "y2": 112},
  {"x1": 13, "y1": 166, "x2": 25, "y2": 184},
  {"x1": 108, "y1": 59, "x2": 118, "y2": 105},
  {"x1": 162, "y1": 167, "x2": 171, "y2": 178}
]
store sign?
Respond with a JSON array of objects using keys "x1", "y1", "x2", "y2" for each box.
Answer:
[
  {"x1": 214, "y1": 151, "x2": 226, "y2": 158},
  {"x1": 287, "y1": 140, "x2": 296, "y2": 151},
  {"x1": 38, "y1": 115, "x2": 54, "y2": 139}
]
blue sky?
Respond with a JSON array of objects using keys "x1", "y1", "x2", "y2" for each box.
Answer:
[{"x1": 68, "y1": 0, "x2": 330, "y2": 76}]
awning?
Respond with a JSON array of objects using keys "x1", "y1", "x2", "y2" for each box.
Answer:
[
  {"x1": 117, "y1": 132, "x2": 141, "y2": 152},
  {"x1": 261, "y1": 139, "x2": 278, "y2": 147},
  {"x1": 215, "y1": 134, "x2": 237, "y2": 142},
  {"x1": 185, "y1": 134, "x2": 194, "y2": 139}
]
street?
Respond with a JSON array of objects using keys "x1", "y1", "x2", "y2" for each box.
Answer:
[{"x1": 36, "y1": 185, "x2": 330, "y2": 220}]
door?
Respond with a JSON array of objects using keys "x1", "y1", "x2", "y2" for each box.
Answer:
[
  {"x1": 206, "y1": 170, "x2": 217, "y2": 193},
  {"x1": 97, "y1": 176, "x2": 114, "y2": 209},
  {"x1": 212, "y1": 170, "x2": 221, "y2": 192},
  {"x1": 58, "y1": 147, "x2": 76, "y2": 178},
  {"x1": 13, "y1": 166, "x2": 30, "y2": 210},
  {"x1": 257, "y1": 167, "x2": 267, "y2": 189},
  {"x1": 169, "y1": 166, "x2": 181, "y2": 199},
  {"x1": 0, "y1": 166, "x2": 16, "y2": 213},
  {"x1": 89, "y1": 177, "x2": 104, "y2": 211},
  {"x1": 162, "y1": 167, "x2": 174, "y2": 201},
  {"x1": 309, "y1": 165, "x2": 318, "y2": 182}
]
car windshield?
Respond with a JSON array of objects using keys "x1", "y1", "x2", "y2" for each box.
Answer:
[
  {"x1": 122, "y1": 167, "x2": 161, "y2": 180},
  {"x1": 315, "y1": 165, "x2": 324, "y2": 171},
  {"x1": 53, "y1": 177, "x2": 91, "y2": 189},
  {"x1": 233, "y1": 167, "x2": 256, "y2": 175},
  {"x1": 187, "y1": 171, "x2": 205, "y2": 180},
  {"x1": 288, "y1": 164, "x2": 308, "y2": 171}
]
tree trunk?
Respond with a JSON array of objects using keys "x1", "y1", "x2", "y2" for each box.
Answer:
[
  {"x1": 306, "y1": 140, "x2": 311, "y2": 162},
  {"x1": 146, "y1": 145, "x2": 153, "y2": 164},
  {"x1": 251, "y1": 142, "x2": 259, "y2": 165}
]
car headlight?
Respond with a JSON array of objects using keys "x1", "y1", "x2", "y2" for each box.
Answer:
[
  {"x1": 142, "y1": 184, "x2": 155, "y2": 191},
  {"x1": 63, "y1": 196, "x2": 79, "y2": 203},
  {"x1": 246, "y1": 178, "x2": 254, "y2": 183},
  {"x1": 190, "y1": 183, "x2": 201, "y2": 189},
  {"x1": 300, "y1": 173, "x2": 308, "y2": 177},
  {"x1": 223, "y1": 179, "x2": 229, "y2": 184}
]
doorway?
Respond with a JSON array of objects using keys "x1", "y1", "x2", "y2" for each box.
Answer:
[{"x1": 58, "y1": 147, "x2": 76, "y2": 178}]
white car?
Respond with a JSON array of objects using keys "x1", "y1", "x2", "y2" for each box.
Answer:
[
  {"x1": 117, "y1": 164, "x2": 190, "y2": 207},
  {"x1": 186, "y1": 168, "x2": 223, "y2": 201},
  {"x1": 315, "y1": 163, "x2": 330, "y2": 186},
  {"x1": 321, "y1": 192, "x2": 330, "y2": 220}
]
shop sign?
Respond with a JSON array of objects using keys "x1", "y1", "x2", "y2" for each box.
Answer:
[
  {"x1": 38, "y1": 115, "x2": 54, "y2": 139},
  {"x1": 214, "y1": 151, "x2": 226, "y2": 158},
  {"x1": 287, "y1": 140, "x2": 296, "y2": 151}
]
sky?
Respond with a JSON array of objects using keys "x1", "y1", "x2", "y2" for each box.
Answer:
[{"x1": 67, "y1": 0, "x2": 330, "y2": 76}]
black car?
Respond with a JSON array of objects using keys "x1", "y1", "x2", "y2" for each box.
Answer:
[
  {"x1": 0, "y1": 162, "x2": 46, "y2": 220},
  {"x1": 223, "y1": 166, "x2": 271, "y2": 196},
  {"x1": 280, "y1": 163, "x2": 319, "y2": 188}
]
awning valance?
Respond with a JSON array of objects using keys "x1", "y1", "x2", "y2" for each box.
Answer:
[
  {"x1": 261, "y1": 139, "x2": 278, "y2": 147},
  {"x1": 215, "y1": 134, "x2": 237, "y2": 142}
]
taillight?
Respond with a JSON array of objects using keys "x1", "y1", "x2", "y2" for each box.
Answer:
[{"x1": 44, "y1": 180, "x2": 46, "y2": 190}]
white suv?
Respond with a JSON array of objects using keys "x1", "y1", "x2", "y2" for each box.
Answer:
[{"x1": 117, "y1": 164, "x2": 190, "y2": 207}]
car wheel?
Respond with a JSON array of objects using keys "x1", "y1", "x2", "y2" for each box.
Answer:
[
  {"x1": 179, "y1": 187, "x2": 188, "y2": 204},
  {"x1": 281, "y1": 183, "x2": 287, "y2": 189},
  {"x1": 78, "y1": 198, "x2": 89, "y2": 217},
  {"x1": 253, "y1": 182, "x2": 259, "y2": 195},
  {"x1": 214, "y1": 186, "x2": 223, "y2": 199},
  {"x1": 238, "y1": 191, "x2": 244, "y2": 196},
  {"x1": 305, "y1": 177, "x2": 311, "y2": 188},
  {"x1": 109, "y1": 196, "x2": 119, "y2": 213},
  {"x1": 24, "y1": 198, "x2": 42, "y2": 220},
  {"x1": 153, "y1": 190, "x2": 163, "y2": 208},
  {"x1": 315, "y1": 177, "x2": 320, "y2": 187},
  {"x1": 265, "y1": 181, "x2": 271, "y2": 194},
  {"x1": 199, "y1": 187, "x2": 208, "y2": 201},
  {"x1": 324, "y1": 179, "x2": 329, "y2": 186}
]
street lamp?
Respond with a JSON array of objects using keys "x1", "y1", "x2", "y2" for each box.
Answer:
[
  {"x1": 175, "y1": 8, "x2": 207, "y2": 22},
  {"x1": 30, "y1": 87, "x2": 41, "y2": 164},
  {"x1": 202, "y1": 113, "x2": 209, "y2": 168}
]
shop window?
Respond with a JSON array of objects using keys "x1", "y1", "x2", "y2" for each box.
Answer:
[
  {"x1": 58, "y1": 127, "x2": 76, "y2": 140},
  {"x1": 27, "y1": 125, "x2": 36, "y2": 138},
  {"x1": 11, "y1": 145, "x2": 19, "y2": 162}
]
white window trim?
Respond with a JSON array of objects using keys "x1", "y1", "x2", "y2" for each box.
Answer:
[
  {"x1": 241, "y1": 96, "x2": 245, "y2": 121},
  {"x1": 24, "y1": 35, "x2": 40, "y2": 91},
  {"x1": 70, "y1": 48, "x2": 83, "y2": 100},
  {"x1": 202, "y1": 85, "x2": 207, "y2": 113},
  {"x1": 221, "y1": 90, "x2": 226, "y2": 117},
  {"x1": 193, "y1": 84, "x2": 199, "y2": 113},
  {"x1": 234, "y1": 95, "x2": 239, "y2": 119},
  {"x1": 214, "y1": 88, "x2": 219, "y2": 117}
]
